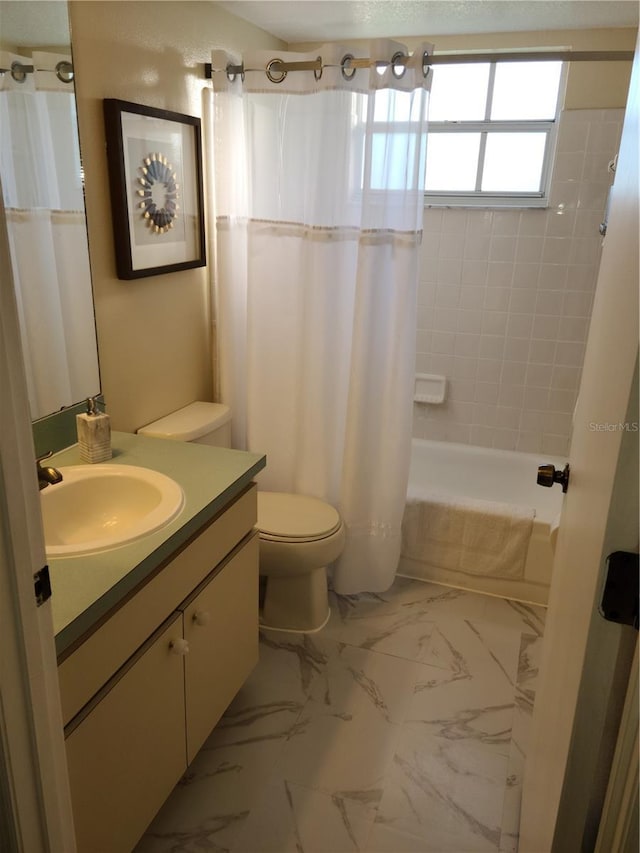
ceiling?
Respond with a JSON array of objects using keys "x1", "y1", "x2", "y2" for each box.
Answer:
[
  {"x1": 217, "y1": 0, "x2": 640, "y2": 43},
  {"x1": 0, "y1": 2, "x2": 70, "y2": 48}
]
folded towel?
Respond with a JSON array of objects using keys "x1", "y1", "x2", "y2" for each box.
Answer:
[{"x1": 401, "y1": 489, "x2": 535, "y2": 579}]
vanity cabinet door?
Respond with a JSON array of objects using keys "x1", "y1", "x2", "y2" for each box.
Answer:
[
  {"x1": 65, "y1": 614, "x2": 186, "y2": 853},
  {"x1": 183, "y1": 532, "x2": 259, "y2": 763}
]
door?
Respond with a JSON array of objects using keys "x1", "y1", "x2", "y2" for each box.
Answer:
[
  {"x1": 0, "y1": 183, "x2": 76, "y2": 847},
  {"x1": 519, "y1": 37, "x2": 639, "y2": 852}
]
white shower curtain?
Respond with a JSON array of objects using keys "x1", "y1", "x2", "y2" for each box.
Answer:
[
  {"x1": 207, "y1": 41, "x2": 431, "y2": 593},
  {"x1": 0, "y1": 51, "x2": 99, "y2": 420}
]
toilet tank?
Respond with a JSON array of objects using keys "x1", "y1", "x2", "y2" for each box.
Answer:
[{"x1": 137, "y1": 402, "x2": 232, "y2": 448}]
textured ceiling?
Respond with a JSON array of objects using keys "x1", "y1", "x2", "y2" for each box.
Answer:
[
  {"x1": 217, "y1": 0, "x2": 640, "y2": 43},
  {"x1": 0, "y1": 1, "x2": 70, "y2": 48}
]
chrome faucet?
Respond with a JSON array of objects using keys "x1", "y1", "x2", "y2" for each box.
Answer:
[{"x1": 37, "y1": 451, "x2": 63, "y2": 490}]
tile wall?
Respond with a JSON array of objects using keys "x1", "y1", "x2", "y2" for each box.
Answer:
[{"x1": 414, "y1": 108, "x2": 624, "y2": 456}]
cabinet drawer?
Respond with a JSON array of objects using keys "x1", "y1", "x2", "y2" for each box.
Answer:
[
  {"x1": 58, "y1": 484, "x2": 257, "y2": 725},
  {"x1": 182, "y1": 533, "x2": 259, "y2": 763},
  {"x1": 65, "y1": 614, "x2": 186, "y2": 853}
]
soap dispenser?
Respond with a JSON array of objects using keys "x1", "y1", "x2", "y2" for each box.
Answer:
[{"x1": 76, "y1": 398, "x2": 112, "y2": 463}]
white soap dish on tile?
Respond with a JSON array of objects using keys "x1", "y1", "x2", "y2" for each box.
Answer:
[{"x1": 414, "y1": 373, "x2": 446, "y2": 404}]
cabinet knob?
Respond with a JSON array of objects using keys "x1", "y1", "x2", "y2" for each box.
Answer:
[
  {"x1": 193, "y1": 610, "x2": 211, "y2": 627},
  {"x1": 169, "y1": 638, "x2": 190, "y2": 656}
]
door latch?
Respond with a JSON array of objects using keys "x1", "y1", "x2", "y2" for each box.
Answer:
[
  {"x1": 34, "y1": 565, "x2": 51, "y2": 606},
  {"x1": 600, "y1": 551, "x2": 639, "y2": 629}
]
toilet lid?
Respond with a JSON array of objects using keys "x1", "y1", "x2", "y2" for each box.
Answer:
[{"x1": 257, "y1": 492, "x2": 342, "y2": 542}]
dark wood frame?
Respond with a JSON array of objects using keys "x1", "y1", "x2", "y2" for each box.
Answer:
[{"x1": 103, "y1": 99, "x2": 206, "y2": 279}]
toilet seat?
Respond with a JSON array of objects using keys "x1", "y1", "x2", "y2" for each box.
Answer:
[{"x1": 257, "y1": 492, "x2": 342, "y2": 544}]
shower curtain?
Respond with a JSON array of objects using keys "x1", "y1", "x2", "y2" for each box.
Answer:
[
  {"x1": 0, "y1": 51, "x2": 99, "y2": 420},
  {"x1": 206, "y1": 41, "x2": 431, "y2": 593}
]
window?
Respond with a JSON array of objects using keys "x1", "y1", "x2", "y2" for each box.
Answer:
[{"x1": 425, "y1": 60, "x2": 565, "y2": 207}]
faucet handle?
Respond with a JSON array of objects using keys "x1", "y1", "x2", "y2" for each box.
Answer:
[{"x1": 36, "y1": 450, "x2": 54, "y2": 465}]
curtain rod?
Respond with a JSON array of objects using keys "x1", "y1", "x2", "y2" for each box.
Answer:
[
  {"x1": 204, "y1": 49, "x2": 634, "y2": 80},
  {"x1": 0, "y1": 60, "x2": 74, "y2": 83}
]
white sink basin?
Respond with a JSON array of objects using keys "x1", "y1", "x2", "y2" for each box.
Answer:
[{"x1": 41, "y1": 465, "x2": 184, "y2": 557}]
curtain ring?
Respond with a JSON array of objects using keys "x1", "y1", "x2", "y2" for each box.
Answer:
[
  {"x1": 341, "y1": 54, "x2": 356, "y2": 81},
  {"x1": 226, "y1": 62, "x2": 245, "y2": 83},
  {"x1": 313, "y1": 56, "x2": 323, "y2": 81},
  {"x1": 266, "y1": 58, "x2": 287, "y2": 84},
  {"x1": 422, "y1": 51, "x2": 431, "y2": 78},
  {"x1": 10, "y1": 61, "x2": 28, "y2": 83},
  {"x1": 391, "y1": 51, "x2": 406, "y2": 79},
  {"x1": 55, "y1": 60, "x2": 74, "y2": 83}
]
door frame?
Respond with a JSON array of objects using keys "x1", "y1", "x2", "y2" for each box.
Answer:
[{"x1": 0, "y1": 187, "x2": 76, "y2": 850}]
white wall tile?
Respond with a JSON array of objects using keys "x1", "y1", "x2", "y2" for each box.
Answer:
[
  {"x1": 457, "y1": 310, "x2": 484, "y2": 334},
  {"x1": 528, "y1": 339, "x2": 556, "y2": 365},
  {"x1": 511, "y1": 264, "x2": 540, "y2": 290},
  {"x1": 555, "y1": 341, "x2": 586, "y2": 367},
  {"x1": 431, "y1": 331, "x2": 456, "y2": 354},
  {"x1": 413, "y1": 108, "x2": 622, "y2": 454},
  {"x1": 519, "y1": 210, "x2": 547, "y2": 236},
  {"x1": 551, "y1": 365, "x2": 581, "y2": 390},
  {"x1": 459, "y1": 287, "x2": 486, "y2": 310},
  {"x1": 476, "y1": 382, "x2": 500, "y2": 406},
  {"x1": 441, "y1": 209, "x2": 468, "y2": 232},
  {"x1": 501, "y1": 361, "x2": 528, "y2": 385},
  {"x1": 516, "y1": 236, "x2": 544, "y2": 263},
  {"x1": 509, "y1": 290, "x2": 538, "y2": 314},
  {"x1": 545, "y1": 209, "x2": 575, "y2": 237},
  {"x1": 495, "y1": 406, "x2": 521, "y2": 429},
  {"x1": 469, "y1": 425, "x2": 495, "y2": 447},
  {"x1": 454, "y1": 332, "x2": 481, "y2": 357},
  {"x1": 486, "y1": 262, "x2": 514, "y2": 287},
  {"x1": 490, "y1": 235, "x2": 517, "y2": 263},
  {"x1": 492, "y1": 210, "x2": 520, "y2": 236},
  {"x1": 461, "y1": 260, "x2": 489, "y2": 286},
  {"x1": 476, "y1": 359, "x2": 503, "y2": 383},
  {"x1": 541, "y1": 433, "x2": 570, "y2": 456},
  {"x1": 481, "y1": 311, "x2": 508, "y2": 336},
  {"x1": 525, "y1": 363, "x2": 553, "y2": 388},
  {"x1": 466, "y1": 210, "x2": 493, "y2": 234},
  {"x1": 452, "y1": 356, "x2": 479, "y2": 380},
  {"x1": 538, "y1": 264, "x2": 568, "y2": 290},
  {"x1": 485, "y1": 288, "x2": 511, "y2": 311},
  {"x1": 506, "y1": 314, "x2": 534, "y2": 338},
  {"x1": 532, "y1": 315, "x2": 560, "y2": 341},
  {"x1": 543, "y1": 237, "x2": 572, "y2": 265},
  {"x1": 463, "y1": 232, "x2": 491, "y2": 261},
  {"x1": 493, "y1": 428, "x2": 519, "y2": 450},
  {"x1": 479, "y1": 335, "x2": 506, "y2": 359},
  {"x1": 437, "y1": 257, "x2": 463, "y2": 284},
  {"x1": 439, "y1": 231, "x2": 464, "y2": 259},
  {"x1": 435, "y1": 285, "x2": 461, "y2": 308},
  {"x1": 503, "y1": 338, "x2": 530, "y2": 362}
]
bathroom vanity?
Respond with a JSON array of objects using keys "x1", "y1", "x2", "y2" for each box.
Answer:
[{"x1": 49, "y1": 433, "x2": 266, "y2": 852}]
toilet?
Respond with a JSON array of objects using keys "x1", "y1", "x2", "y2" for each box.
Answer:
[{"x1": 138, "y1": 402, "x2": 345, "y2": 632}]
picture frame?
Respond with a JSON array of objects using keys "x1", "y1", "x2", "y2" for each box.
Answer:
[{"x1": 103, "y1": 99, "x2": 206, "y2": 279}]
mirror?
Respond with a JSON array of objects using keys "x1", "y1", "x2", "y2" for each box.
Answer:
[{"x1": 0, "y1": 0, "x2": 100, "y2": 421}]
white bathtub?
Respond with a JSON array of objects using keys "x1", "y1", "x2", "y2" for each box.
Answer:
[{"x1": 399, "y1": 439, "x2": 567, "y2": 605}]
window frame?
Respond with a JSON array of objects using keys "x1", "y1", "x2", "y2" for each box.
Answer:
[{"x1": 424, "y1": 59, "x2": 568, "y2": 209}]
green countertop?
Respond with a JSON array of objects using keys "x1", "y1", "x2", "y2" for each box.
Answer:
[{"x1": 49, "y1": 432, "x2": 266, "y2": 657}]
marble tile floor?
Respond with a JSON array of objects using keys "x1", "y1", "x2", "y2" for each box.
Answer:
[{"x1": 137, "y1": 577, "x2": 546, "y2": 853}]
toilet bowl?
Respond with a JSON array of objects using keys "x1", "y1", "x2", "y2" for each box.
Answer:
[
  {"x1": 137, "y1": 402, "x2": 345, "y2": 632},
  {"x1": 257, "y1": 491, "x2": 345, "y2": 632}
]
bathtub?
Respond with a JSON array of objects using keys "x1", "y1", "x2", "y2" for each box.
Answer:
[{"x1": 398, "y1": 439, "x2": 567, "y2": 606}]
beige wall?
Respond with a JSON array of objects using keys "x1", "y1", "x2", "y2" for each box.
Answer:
[
  {"x1": 69, "y1": 1, "x2": 283, "y2": 433},
  {"x1": 293, "y1": 28, "x2": 636, "y2": 109}
]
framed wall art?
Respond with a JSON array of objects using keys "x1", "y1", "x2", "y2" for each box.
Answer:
[{"x1": 103, "y1": 99, "x2": 206, "y2": 279}]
